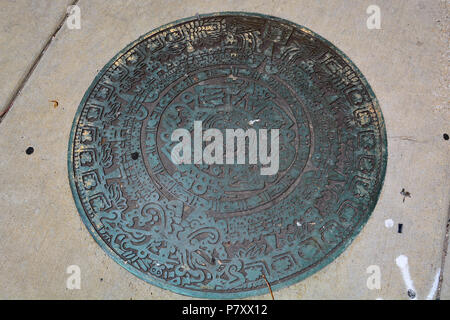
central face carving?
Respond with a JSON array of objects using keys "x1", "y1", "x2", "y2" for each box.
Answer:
[{"x1": 142, "y1": 71, "x2": 310, "y2": 214}]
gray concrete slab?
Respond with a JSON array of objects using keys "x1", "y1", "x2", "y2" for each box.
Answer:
[
  {"x1": 0, "y1": 0, "x2": 448, "y2": 299},
  {"x1": 0, "y1": 0, "x2": 74, "y2": 116}
]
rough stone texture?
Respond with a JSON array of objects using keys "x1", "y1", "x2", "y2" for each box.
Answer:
[
  {"x1": 0, "y1": 0, "x2": 74, "y2": 115},
  {"x1": 0, "y1": 0, "x2": 448, "y2": 299}
]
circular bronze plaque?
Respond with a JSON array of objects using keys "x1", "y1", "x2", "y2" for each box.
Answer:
[{"x1": 68, "y1": 12, "x2": 387, "y2": 298}]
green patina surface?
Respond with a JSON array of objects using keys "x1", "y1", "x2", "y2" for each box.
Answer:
[{"x1": 68, "y1": 12, "x2": 387, "y2": 298}]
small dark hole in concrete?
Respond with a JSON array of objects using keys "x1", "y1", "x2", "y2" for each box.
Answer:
[
  {"x1": 407, "y1": 289, "x2": 416, "y2": 299},
  {"x1": 100, "y1": 278, "x2": 103, "y2": 282},
  {"x1": 26, "y1": 147, "x2": 34, "y2": 155},
  {"x1": 398, "y1": 224, "x2": 403, "y2": 233},
  {"x1": 131, "y1": 152, "x2": 139, "y2": 160},
  {"x1": 444, "y1": 133, "x2": 449, "y2": 141}
]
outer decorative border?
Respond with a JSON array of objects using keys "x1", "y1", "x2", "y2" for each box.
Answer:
[{"x1": 68, "y1": 11, "x2": 388, "y2": 299}]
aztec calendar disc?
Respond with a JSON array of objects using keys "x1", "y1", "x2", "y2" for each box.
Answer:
[{"x1": 68, "y1": 12, "x2": 387, "y2": 298}]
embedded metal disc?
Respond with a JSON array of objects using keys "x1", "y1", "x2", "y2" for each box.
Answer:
[{"x1": 68, "y1": 12, "x2": 387, "y2": 298}]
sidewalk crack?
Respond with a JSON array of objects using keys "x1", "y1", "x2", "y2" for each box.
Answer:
[{"x1": 0, "y1": 0, "x2": 80, "y2": 123}]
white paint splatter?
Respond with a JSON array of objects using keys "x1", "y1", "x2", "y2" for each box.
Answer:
[
  {"x1": 395, "y1": 255, "x2": 417, "y2": 300},
  {"x1": 248, "y1": 119, "x2": 260, "y2": 126},
  {"x1": 426, "y1": 268, "x2": 441, "y2": 300},
  {"x1": 384, "y1": 219, "x2": 394, "y2": 228}
]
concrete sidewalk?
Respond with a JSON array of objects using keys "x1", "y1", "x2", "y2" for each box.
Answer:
[{"x1": 0, "y1": 0, "x2": 448, "y2": 299}]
